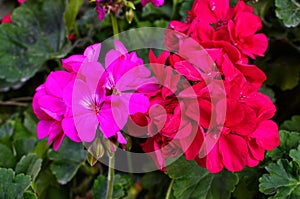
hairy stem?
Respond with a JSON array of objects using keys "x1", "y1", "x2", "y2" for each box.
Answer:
[
  {"x1": 165, "y1": 178, "x2": 175, "y2": 199},
  {"x1": 106, "y1": 155, "x2": 115, "y2": 199},
  {"x1": 110, "y1": 13, "x2": 119, "y2": 39}
]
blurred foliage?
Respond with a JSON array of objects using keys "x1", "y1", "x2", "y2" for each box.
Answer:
[
  {"x1": 167, "y1": 157, "x2": 239, "y2": 199},
  {"x1": 0, "y1": 0, "x2": 299, "y2": 198}
]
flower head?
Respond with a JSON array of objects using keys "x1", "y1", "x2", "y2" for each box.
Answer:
[{"x1": 72, "y1": 41, "x2": 155, "y2": 144}]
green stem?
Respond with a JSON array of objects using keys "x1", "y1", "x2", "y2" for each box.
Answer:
[
  {"x1": 110, "y1": 13, "x2": 119, "y2": 39},
  {"x1": 165, "y1": 179, "x2": 175, "y2": 199},
  {"x1": 106, "y1": 155, "x2": 115, "y2": 199},
  {"x1": 106, "y1": 12, "x2": 119, "y2": 199},
  {"x1": 171, "y1": 0, "x2": 179, "y2": 20}
]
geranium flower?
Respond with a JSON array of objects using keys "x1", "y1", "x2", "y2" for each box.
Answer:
[
  {"x1": 139, "y1": 30, "x2": 279, "y2": 173},
  {"x1": 191, "y1": 0, "x2": 234, "y2": 29},
  {"x1": 169, "y1": 0, "x2": 268, "y2": 60},
  {"x1": 1, "y1": 14, "x2": 12, "y2": 24},
  {"x1": 228, "y1": 12, "x2": 268, "y2": 59},
  {"x1": 32, "y1": 71, "x2": 81, "y2": 151},
  {"x1": 72, "y1": 41, "x2": 155, "y2": 144},
  {"x1": 32, "y1": 43, "x2": 102, "y2": 150}
]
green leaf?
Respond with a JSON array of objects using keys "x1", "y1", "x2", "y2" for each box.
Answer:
[
  {"x1": 142, "y1": 2, "x2": 172, "y2": 19},
  {"x1": 289, "y1": 145, "x2": 300, "y2": 166},
  {"x1": 275, "y1": 0, "x2": 300, "y2": 28},
  {"x1": 233, "y1": 167, "x2": 265, "y2": 199},
  {"x1": 0, "y1": 117, "x2": 15, "y2": 143},
  {"x1": 267, "y1": 130, "x2": 300, "y2": 160},
  {"x1": 13, "y1": 118, "x2": 37, "y2": 158},
  {"x1": 64, "y1": 0, "x2": 84, "y2": 36},
  {"x1": 13, "y1": 118, "x2": 36, "y2": 140},
  {"x1": 92, "y1": 174, "x2": 132, "y2": 199},
  {"x1": 179, "y1": 0, "x2": 193, "y2": 20},
  {"x1": 166, "y1": 157, "x2": 239, "y2": 199},
  {"x1": 142, "y1": 171, "x2": 171, "y2": 199},
  {"x1": 23, "y1": 109, "x2": 38, "y2": 134},
  {"x1": 280, "y1": 115, "x2": 300, "y2": 132},
  {"x1": 32, "y1": 140, "x2": 49, "y2": 159},
  {"x1": 0, "y1": 0, "x2": 67, "y2": 90},
  {"x1": 0, "y1": 143, "x2": 16, "y2": 168},
  {"x1": 48, "y1": 138, "x2": 87, "y2": 185},
  {"x1": 15, "y1": 153, "x2": 42, "y2": 181},
  {"x1": 153, "y1": 19, "x2": 169, "y2": 28},
  {"x1": 259, "y1": 146, "x2": 300, "y2": 199},
  {"x1": 265, "y1": 56, "x2": 300, "y2": 90},
  {"x1": 23, "y1": 191, "x2": 37, "y2": 199},
  {"x1": 0, "y1": 168, "x2": 31, "y2": 199},
  {"x1": 259, "y1": 85, "x2": 276, "y2": 103},
  {"x1": 32, "y1": 168, "x2": 58, "y2": 199}
]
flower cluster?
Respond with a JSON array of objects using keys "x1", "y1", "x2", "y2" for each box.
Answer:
[
  {"x1": 32, "y1": 0, "x2": 279, "y2": 173},
  {"x1": 132, "y1": 0, "x2": 279, "y2": 173},
  {"x1": 33, "y1": 41, "x2": 154, "y2": 150}
]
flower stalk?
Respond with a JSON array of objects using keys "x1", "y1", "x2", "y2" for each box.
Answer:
[
  {"x1": 105, "y1": 11, "x2": 120, "y2": 199},
  {"x1": 106, "y1": 154, "x2": 115, "y2": 199},
  {"x1": 165, "y1": 178, "x2": 175, "y2": 199},
  {"x1": 110, "y1": 13, "x2": 119, "y2": 40}
]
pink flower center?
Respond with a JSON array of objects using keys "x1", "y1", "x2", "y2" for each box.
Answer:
[
  {"x1": 80, "y1": 94, "x2": 102, "y2": 115},
  {"x1": 105, "y1": 72, "x2": 121, "y2": 96}
]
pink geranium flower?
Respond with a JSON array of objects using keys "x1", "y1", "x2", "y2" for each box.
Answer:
[
  {"x1": 32, "y1": 71, "x2": 81, "y2": 151},
  {"x1": 73, "y1": 41, "x2": 155, "y2": 144},
  {"x1": 32, "y1": 43, "x2": 102, "y2": 150}
]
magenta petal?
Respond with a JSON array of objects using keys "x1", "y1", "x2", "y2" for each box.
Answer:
[
  {"x1": 32, "y1": 85, "x2": 51, "y2": 120},
  {"x1": 116, "y1": 131, "x2": 127, "y2": 144},
  {"x1": 72, "y1": 80, "x2": 101, "y2": 116},
  {"x1": 96, "y1": 5, "x2": 106, "y2": 21},
  {"x1": 45, "y1": 71, "x2": 72, "y2": 98},
  {"x1": 62, "y1": 55, "x2": 85, "y2": 72},
  {"x1": 53, "y1": 133, "x2": 65, "y2": 151},
  {"x1": 98, "y1": 102, "x2": 125, "y2": 138},
  {"x1": 247, "y1": 138, "x2": 265, "y2": 162},
  {"x1": 251, "y1": 120, "x2": 279, "y2": 150},
  {"x1": 122, "y1": 93, "x2": 150, "y2": 115},
  {"x1": 37, "y1": 120, "x2": 52, "y2": 139},
  {"x1": 116, "y1": 65, "x2": 154, "y2": 91},
  {"x1": 47, "y1": 121, "x2": 63, "y2": 145},
  {"x1": 174, "y1": 60, "x2": 202, "y2": 81},
  {"x1": 219, "y1": 134, "x2": 248, "y2": 172},
  {"x1": 84, "y1": 43, "x2": 101, "y2": 62},
  {"x1": 38, "y1": 95, "x2": 66, "y2": 121},
  {"x1": 63, "y1": 81, "x2": 74, "y2": 108},
  {"x1": 114, "y1": 40, "x2": 128, "y2": 55},
  {"x1": 181, "y1": 127, "x2": 203, "y2": 160},
  {"x1": 62, "y1": 117, "x2": 81, "y2": 142},
  {"x1": 80, "y1": 61, "x2": 104, "y2": 92},
  {"x1": 205, "y1": 143, "x2": 224, "y2": 173},
  {"x1": 74, "y1": 112, "x2": 98, "y2": 142},
  {"x1": 105, "y1": 49, "x2": 122, "y2": 70}
]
